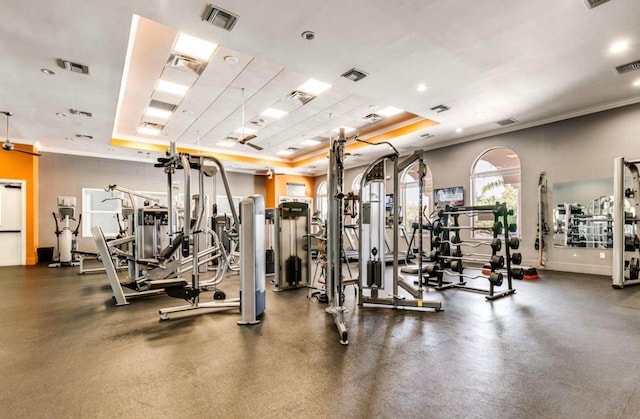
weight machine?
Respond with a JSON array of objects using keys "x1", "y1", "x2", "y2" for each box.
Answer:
[
  {"x1": 357, "y1": 148, "x2": 442, "y2": 312},
  {"x1": 613, "y1": 157, "x2": 640, "y2": 288},
  {"x1": 273, "y1": 202, "x2": 310, "y2": 291}
]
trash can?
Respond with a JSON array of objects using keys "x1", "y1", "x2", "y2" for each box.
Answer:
[{"x1": 37, "y1": 247, "x2": 54, "y2": 264}]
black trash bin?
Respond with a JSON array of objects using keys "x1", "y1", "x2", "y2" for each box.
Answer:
[{"x1": 37, "y1": 247, "x2": 54, "y2": 264}]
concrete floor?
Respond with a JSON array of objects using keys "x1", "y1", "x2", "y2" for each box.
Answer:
[{"x1": 1, "y1": 264, "x2": 639, "y2": 418}]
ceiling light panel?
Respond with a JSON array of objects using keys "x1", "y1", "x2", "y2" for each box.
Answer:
[
  {"x1": 298, "y1": 78, "x2": 332, "y2": 96},
  {"x1": 145, "y1": 107, "x2": 172, "y2": 119},
  {"x1": 261, "y1": 108, "x2": 288, "y2": 119},
  {"x1": 300, "y1": 139, "x2": 321, "y2": 147},
  {"x1": 378, "y1": 106, "x2": 403, "y2": 117},
  {"x1": 610, "y1": 40, "x2": 630, "y2": 54},
  {"x1": 156, "y1": 80, "x2": 190, "y2": 96},
  {"x1": 173, "y1": 33, "x2": 218, "y2": 61},
  {"x1": 235, "y1": 127, "x2": 257, "y2": 135},
  {"x1": 331, "y1": 126, "x2": 356, "y2": 134},
  {"x1": 137, "y1": 126, "x2": 161, "y2": 136},
  {"x1": 277, "y1": 149, "x2": 295, "y2": 156}
]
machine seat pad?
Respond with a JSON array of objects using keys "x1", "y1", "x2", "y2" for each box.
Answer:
[
  {"x1": 147, "y1": 278, "x2": 188, "y2": 290},
  {"x1": 71, "y1": 250, "x2": 99, "y2": 257},
  {"x1": 137, "y1": 258, "x2": 159, "y2": 266}
]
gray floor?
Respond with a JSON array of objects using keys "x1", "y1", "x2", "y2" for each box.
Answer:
[{"x1": 1, "y1": 264, "x2": 640, "y2": 419}]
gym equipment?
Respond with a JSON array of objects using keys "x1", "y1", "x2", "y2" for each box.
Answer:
[
  {"x1": 535, "y1": 172, "x2": 550, "y2": 266},
  {"x1": 613, "y1": 157, "x2": 640, "y2": 288},
  {"x1": 357, "y1": 148, "x2": 442, "y2": 311},
  {"x1": 49, "y1": 196, "x2": 81, "y2": 267},
  {"x1": 265, "y1": 208, "x2": 275, "y2": 275},
  {"x1": 427, "y1": 203, "x2": 516, "y2": 300},
  {"x1": 274, "y1": 202, "x2": 310, "y2": 291},
  {"x1": 325, "y1": 128, "x2": 350, "y2": 344}
]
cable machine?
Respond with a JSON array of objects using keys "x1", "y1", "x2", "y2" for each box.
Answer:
[
  {"x1": 613, "y1": 156, "x2": 640, "y2": 288},
  {"x1": 358, "y1": 148, "x2": 442, "y2": 311},
  {"x1": 274, "y1": 201, "x2": 310, "y2": 291}
]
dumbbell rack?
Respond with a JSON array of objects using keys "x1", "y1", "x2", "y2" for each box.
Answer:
[{"x1": 426, "y1": 203, "x2": 518, "y2": 300}]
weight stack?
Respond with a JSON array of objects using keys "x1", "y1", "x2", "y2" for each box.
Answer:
[{"x1": 367, "y1": 259, "x2": 383, "y2": 288}]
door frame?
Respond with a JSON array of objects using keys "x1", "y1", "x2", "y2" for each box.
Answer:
[{"x1": 1, "y1": 178, "x2": 26, "y2": 265}]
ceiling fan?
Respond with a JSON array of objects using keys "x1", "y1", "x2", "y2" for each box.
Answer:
[
  {"x1": 1, "y1": 111, "x2": 41, "y2": 157},
  {"x1": 236, "y1": 87, "x2": 263, "y2": 151}
]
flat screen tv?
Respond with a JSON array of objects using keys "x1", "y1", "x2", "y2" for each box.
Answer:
[
  {"x1": 434, "y1": 186, "x2": 464, "y2": 206},
  {"x1": 385, "y1": 194, "x2": 394, "y2": 209}
]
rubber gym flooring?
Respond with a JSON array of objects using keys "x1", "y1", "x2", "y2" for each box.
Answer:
[{"x1": 0, "y1": 263, "x2": 639, "y2": 418}]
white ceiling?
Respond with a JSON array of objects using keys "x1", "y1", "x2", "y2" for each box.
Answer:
[{"x1": 1, "y1": 0, "x2": 640, "y2": 175}]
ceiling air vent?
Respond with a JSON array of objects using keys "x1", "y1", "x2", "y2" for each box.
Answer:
[
  {"x1": 58, "y1": 59, "x2": 91, "y2": 75},
  {"x1": 149, "y1": 100, "x2": 177, "y2": 112},
  {"x1": 75, "y1": 134, "x2": 93, "y2": 140},
  {"x1": 341, "y1": 68, "x2": 368, "y2": 82},
  {"x1": 362, "y1": 113, "x2": 383, "y2": 124},
  {"x1": 168, "y1": 54, "x2": 205, "y2": 74},
  {"x1": 285, "y1": 90, "x2": 316, "y2": 105},
  {"x1": 615, "y1": 59, "x2": 640, "y2": 75},
  {"x1": 430, "y1": 104, "x2": 450, "y2": 113},
  {"x1": 69, "y1": 109, "x2": 93, "y2": 117},
  {"x1": 420, "y1": 133, "x2": 434, "y2": 139},
  {"x1": 142, "y1": 122, "x2": 164, "y2": 129},
  {"x1": 496, "y1": 118, "x2": 519, "y2": 126},
  {"x1": 583, "y1": 0, "x2": 611, "y2": 10},
  {"x1": 202, "y1": 4, "x2": 239, "y2": 31}
]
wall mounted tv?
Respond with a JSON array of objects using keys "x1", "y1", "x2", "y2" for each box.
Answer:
[{"x1": 434, "y1": 186, "x2": 464, "y2": 206}]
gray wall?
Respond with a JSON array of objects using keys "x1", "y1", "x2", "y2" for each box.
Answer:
[
  {"x1": 314, "y1": 102, "x2": 640, "y2": 276},
  {"x1": 39, "y1": 154, "x2": 265, "y2": 252}
]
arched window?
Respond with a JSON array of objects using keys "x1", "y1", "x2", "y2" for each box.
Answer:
[
  {"x1": 352, "y1": 173, "x2": 363, "y2": 194},
  {"x1": 471, "y1": 147, "x2": 521, "y2": 237},
  {"x1": 400, "y1": 163, "x2": 433, "y2": 228},
  {"x1": 316, "y1": 181, "x2": 328, "y2": 221}
]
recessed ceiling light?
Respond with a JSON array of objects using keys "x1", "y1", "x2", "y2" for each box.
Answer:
[
  {"x1": 416, "y1": 83, "x2": 427, "y2": 92},
  {"x1": 378, "y1": 106, "x2": 403, "y2": 117},
  {"x1": 455, "y1": 127, "x2": 463, "y2": 133},
  {"x1": 56, "y1": 112, "x2": 67, "y2": 117},
  {"x1": 277, "y1": 149, "x2": 295, "y2": 156},
  {"x1": 40, "y1": 68, "x2": 55, "y2": 75},
  {"x1": 369, "y1": 104, "x2": 377, "y2": 110},
  {"x1": 301, "y1": 139, "x2": 321, "y2": 147},
  {"x1": 235, "y1": 127, "x2": 257, "y2": 135},
  {"x1": 156, "y1": 80, "x2": 189, "y2": 96},
  {"x1": 137, "y1": 126, "x2": 161, "y2": 136},
  {"x1": 173, "y1": 33, "x2": 218, "y2": 61},
  {"x1": 301, "y1": 31, "x2": 315, "y2": 40},
  {"x1": 298, "y1": 79, "x2": 332, "y2": 96},
  {"x1": 610, "y1": 39, "x2": 630, "y2": 54},
  {"x1": 633, "y1": 79, "x2": 640, "y2": 87},
  {"x1": 261, "y1": 108, "x2": 288, "y2": 119},
  {"x1": 145, "y1": 107, "x2": 172, "y2": 119},
  {"x1": 224, "y1": 55, "x2": 239, "y2": 64}
]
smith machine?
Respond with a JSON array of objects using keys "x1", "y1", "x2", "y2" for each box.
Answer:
[
  {"x1": 358, "y1": 147, "x2": 442, "y2": 311},
  {"x1": 613, "y1": 157, "x2": 640, "y2": 288}
]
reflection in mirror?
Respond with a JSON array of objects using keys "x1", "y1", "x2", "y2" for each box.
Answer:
[{"x1": 552, "y1": 178, "x2": 618, "y2": 249}]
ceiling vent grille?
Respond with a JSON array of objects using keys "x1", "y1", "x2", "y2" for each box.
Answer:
[
  {"x1": 58, "y1": 59, "x2": 91, "y2": 75},
  {"x1": 75, "y1": 134, "x2": 93, "y2": 139},
  {"x1": 149, "y1": 100, "x2": 177, "y2": 112},
  {"x1": 496, "y1": 118, "x2": 519, "y2": 126},
  {"x1": 362, "y1": 113, "x2": 383, "y2": 124},
  {"x1": 69, "y1": 109, "x2": 93, "y2": 117},
  {"x1": 168, "y1": 54, "x2": 205, "y2": 74},
  {"x1": 615, "y1": 59, "x2": 640, "y2": 75},
  {"x1": 202, "y1": 4, "x2": 239, "y2": 31},
  {"x1": 420, "y1": 133, "x2": 434, "y2": 139},
  {"x1": 430, "y1": 104, "x2": 450, "y2": 113},
  {"x1": 142, "y1": 122, "x2": 164, "y2": 129},
  {"x1": 341, "y1": 68, "x2": 368, "y2": 82},
  {"x1": 285, "y1": 90, "x2": 316, "y2": 105},
  {"x1": 583, "y1": 0, "x2": 611, "y2": 9}
]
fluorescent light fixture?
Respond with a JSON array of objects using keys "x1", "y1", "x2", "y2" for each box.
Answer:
[
  {"x1": 173, "y1": 32, "x2": 218, "y2": 61},
  {"x1": 298, "y1": 78, "x2": 332, "y2": 96},
  {"x1": 378, "y1": 106, "x2": 403, "y2": 117},
  {"x1": 137, "y1": 126, "x2": 161, "y2": 136},
  {"x1": 235, "y1": 127, "x2": 257, "y2": 135},
  {"x1": 609, "y1": 39, "x2": 629, "y2": 54},
  {"x1": 145, "y1": 107, "x2": 172, "y2": 119},
  {"x1": 331, "y1": 126, "x2": 355, "y2": 134},
  {"x1": 633, "y1": 79, "x2": 640, "y2": 87},
  {"x1": 301, "y1": 139, "x2": 321, "y2": 147},
  {"x1": 455, "y1": 127, "x2": 463, "y2": 133},
  {"x1": 506, "y1": 154, "x2": 518, "y2": 158},
  {"x1": 216, "y1": 140, "x2": 236, "y2": 148},
  {"x1": 261, "y1": 108, "x2": 288, "y2": 119},
  {"x1": 277, "y1": 149, "x2": 295, "y2": 156},
  {"x1": 416, "y1": 83, "x2": 427, "y2": 92},
  {"x1": 156, "y1": 80, "x2": 189, "y2": 96}
]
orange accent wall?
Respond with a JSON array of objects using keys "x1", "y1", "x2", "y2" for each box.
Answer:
[
  {"x1": 265, "y1": 174, "x2": 314, "y2": 208},
  {"x1": 0, "y1": 146, "x2": 39, "y2": 265}
]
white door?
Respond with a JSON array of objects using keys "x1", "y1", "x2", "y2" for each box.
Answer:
[{"x1": 0, "y1": 181, "x2": 25, "y2": 266}]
